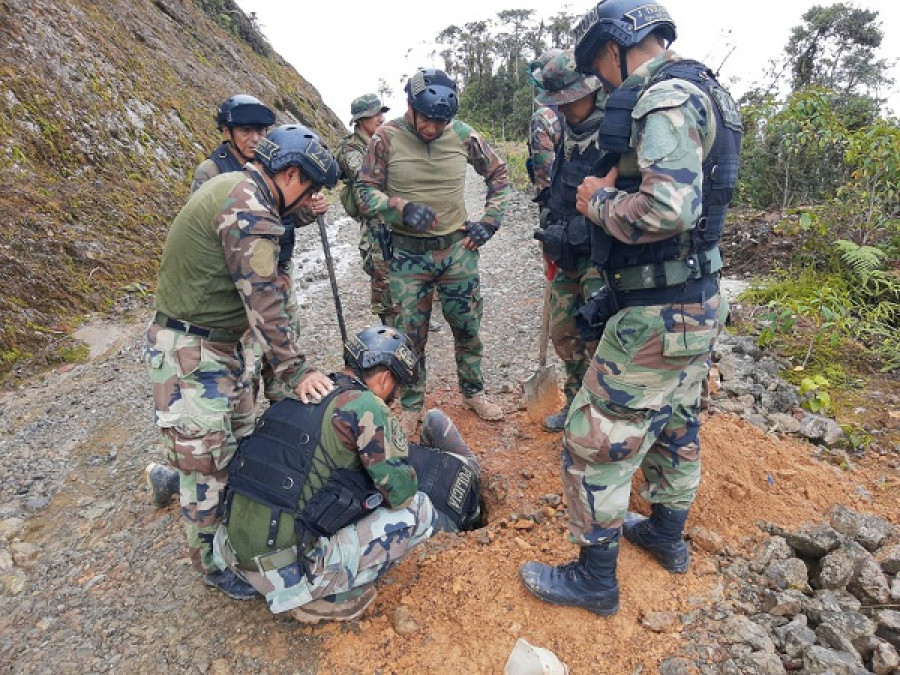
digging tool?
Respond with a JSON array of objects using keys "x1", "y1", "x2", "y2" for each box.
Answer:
[
  {"x1": 523, "y1": 273, "x2": 560, "y2": 425},
  {"x1": 316, "y1": 215, "x2": 347, "y2": 344}
]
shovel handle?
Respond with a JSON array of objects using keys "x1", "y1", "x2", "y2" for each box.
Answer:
[{"x1": 538, "y1": 278, "x2": 551, "y2": 368}]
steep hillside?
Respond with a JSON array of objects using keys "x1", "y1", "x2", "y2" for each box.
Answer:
[{"x1": 0, "y1": 0, "x2": 344, "y2": 381}]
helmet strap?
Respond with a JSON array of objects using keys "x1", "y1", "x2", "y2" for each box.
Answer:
[
  {"x1": 282, "y1": 183, "x2": 316, "y2": 216},
  {"x1": 618, "y1": 45, "x2": 629, "y2": 84}
]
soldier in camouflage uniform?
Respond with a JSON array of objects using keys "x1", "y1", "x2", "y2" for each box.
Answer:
[
  {"x1": 334, "y1": 94, "x2": 391, "y2": 320},
  {"x1": 520, "y1": 0, "x2": 741, "y2": 615},
  {"x1": 146, "y1": 124, "x2": 339, "y2": 599},
  {"x1": 530, "y1": 49, "x2": 608, "y2": 431},
  {"x1": 213, "y1": 327, "x2": 483, "y2": 622},
  {"x1": 527, "y1": 105, "x2": 561, "y2": 199},
  {"x1": 356, "y1": 68, "x2": 511, "y2": 437},
  {"x1": 189, "y1": 95, "x2": 329, "y2": 405}
]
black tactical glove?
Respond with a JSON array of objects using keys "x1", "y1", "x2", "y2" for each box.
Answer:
[
  {"x1": 532, "y1": 186, "x2": 550, "y2": 206},
  {"x1": 401, "y1": 202, "x2": 437, "y2": 232},
  {"x1": 465, "y1": 221, "x2": 496, "y2": 247}
]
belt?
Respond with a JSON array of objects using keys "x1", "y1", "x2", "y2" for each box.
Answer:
[
  {"x1": 606, "y1": 246, "x2": 723, "y2": 293},
  {"x1": 392, "y1": 229, "x2": 466, "y2": 253},
  {"x1": 152, "y1": 311, "x2": 243, "y2": 343}
]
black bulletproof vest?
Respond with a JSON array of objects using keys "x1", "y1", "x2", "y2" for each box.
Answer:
[
  {"x1": 407, "y1": 444, "x2": 481, "y2": 531},
  {"x1": 210, "y1": 142, "x2": 295, "y2": 266},
  {"x1": 594, "y1": 59, "x2": 743, "y2": 271},
  {"x1": 223, "y1": 375, "x2": 384, "y2": 550}
]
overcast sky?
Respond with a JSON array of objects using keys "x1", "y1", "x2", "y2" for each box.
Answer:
[{"x1": 234, "y1": 0, "x2": 899, "y2": 131}]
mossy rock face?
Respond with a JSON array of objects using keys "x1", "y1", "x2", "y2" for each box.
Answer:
[{"x1": 0, "y1": 0, "x2": 345, "y2": 382}]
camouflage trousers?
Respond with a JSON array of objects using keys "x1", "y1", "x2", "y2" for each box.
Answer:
[
  {"x1": 213, "y1": 491, "x2": 436, "y2": 614},
  {"x1": 246, "y1": 265, "x2": 299, "y2": 403},
  {"x1": 561, "y1": 291, "x2": 727, "y2": 546},
  {"x1": 549, "y1": 257, "x2": 605, "y2": 405},
  {"x1": 145, "y1": 323, "x2": 255, "y2": 572},
  {"x1": 388, "y1": 239, "x2": 484, "y2": 411},
  {"x1": 359, "y1": 221, "x2": 391, "y2": 318}
]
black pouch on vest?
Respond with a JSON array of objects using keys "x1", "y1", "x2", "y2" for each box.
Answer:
[
  {"x1": 534, "y1": 219, "x2": 567, "y2": 267},
  {"x1": 574, "y1": 285, "x2": 620, "y2": 342},
  {"x1": 300, "y1": 468, "x2": 384, "y2": 538},
  {"x1": 567, "y1": 214, "x2": 591, "y2": 256}
]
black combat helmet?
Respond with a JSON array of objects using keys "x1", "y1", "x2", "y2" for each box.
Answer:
[
  {"x1": 343, "y1": 326, "x2": 419, "y2": 386},
  {"x1": 405, "y1": 68, "x2": 459, "y2": 122},
  {"x1": 254, "y1": 124, "x2": 339, "y2": 189},
  {"x1": 216, "y1": 94, "x2": 277, "y2": 129},
  {"x1": 574, "y1": 0, "x2": 677, "y2": 74}
]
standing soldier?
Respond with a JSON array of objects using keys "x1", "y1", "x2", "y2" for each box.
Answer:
[
  {"x1": 356, "y1": 68, "x2": 511, "y2": 437},
  {"x1": 146, "y1": 124, "x2": 339, "y2": 599},
  {"x1": 334, "y1": 94, "x2": 391, "y2": 322},
  {"x1": 527, "y1": 104, "x2": 561, "y2": 204},
  {"x1": 520, "y1": 0, "x2": 741, "y2": 615},
  {"x1": 189, "y1": 94, "x2": 329, "y2": 403},
  {"x1": 530, "y1": 49, "x2": 608, "y2": 431}
]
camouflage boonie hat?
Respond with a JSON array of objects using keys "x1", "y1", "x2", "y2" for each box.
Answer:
[
  {"x1": 350, "y1": 93, "x2": 390, "y2": 124},
  {"x1": 529, "y1": 48, "x2": 602, "y2": 106}
]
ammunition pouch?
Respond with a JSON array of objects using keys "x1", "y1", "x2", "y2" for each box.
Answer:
[
  {"x1": 535, "y1": 214, "x2": 591, "y2": 272},
  {"x1": 300, "y1": 468, "x2": 384, "y2": 539},
  {"x1": 574, "y1": 285, "x2": 620, "y2": 342}
]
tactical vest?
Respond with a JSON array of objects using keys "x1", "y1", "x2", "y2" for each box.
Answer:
[
  {"x1": 210, "y1": 142, "x2": 295, "y2": 267},
  {"x1": 539, "y1": 136, "x2": 607, "y2": 271},
  {"x1": 592, "y1": 59, "x2": 742, "y2": 298},
  {"x1": 407, "y1": 444, "x2": 481, "y2": 531},
  {"x1": 222, "y1": 375, "x2": 384, "y2": 564}
]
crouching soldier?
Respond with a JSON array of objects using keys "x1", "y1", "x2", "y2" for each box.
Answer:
[{"x1": 210, "y1": 326, "x2": 483, "y2": 622}]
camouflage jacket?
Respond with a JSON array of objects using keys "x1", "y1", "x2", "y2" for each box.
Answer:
[
  {"x1": 155, "y1": 164, "x2": 312, "y2": 399},
  {"x1": 586, "y1": 51, "x2": 715, "y2": 245},
  {"x1": 355, "y1": 114, "x2": 511, "y2": 235},
  {"x1": 328, "y1": 377, "x2": 417, "y2": 508},
  {"x1": 333, "y1": 128, "x2": 371, "y2": 218},
  {"x1": 191, "y1": 147, "x2": 316, "y2": 227},
  {"x1": 529, "y1": 106, "x2": 561, "y2": 195}
]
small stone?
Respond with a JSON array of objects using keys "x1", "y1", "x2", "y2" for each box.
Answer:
[
  {"x1": 208, "y1": 659, "x2": 232, "y2": 675},
  {"x1": 0, "y1": 572, "x2": 26, "y2": 595},
  {"x1": 775, "y1": 615, "x2": 816, "y2": 659},
  {"x1": 657, "y1": 657, "x2": 700, "y2": 675},
  {"x1": 764, "y1": 557, "x2": 809, "y2": 591},
  {"x1": 539, "y1": 494, "x2": 562, "y2": 507},
  {"x1": 802, "y1": 645, "x2": 862, "y2": 674},
  {"x1": 750, "y1": 536, "x2": 792, "y2": 574},
  {"x1": 393, "y1": 605, "x2": 419, "y2": 635},
  {"x1": 687, "y1": 526, "x2": 725, "y2": 554},
  {"x1": 872, "y1": 640, "x2": 899, "y2": 675},
  {"x1": 847, "y1": 557, "x2": 891, "y2": 605},
  {"x1": 640, "y1": 611, "x2": 681, "y2": 633},
  {"x1": 875, "y1": 609, "x2": 900, "y2": 649},
  {"x1": 520, "y1": 469, "x2": 534, "y2": 480},
  {"x1": 768, "y1": 413, "x2": 802, "y2": 434},
  {"x1": 10, "y1": 542, "x2": 38, "y2": 569},
  {"x1": 692, "y1": 557, "x2": 718, "y2": 576},
  {"x1": 0, "y1": 518, "x2": 25, "y2": 542},
  {"x1": 0, "y1": 550, "x2": 13, "y2": 572},
  {"x1": 784, "y1": 522, "x2": 842, "y2": 558}
]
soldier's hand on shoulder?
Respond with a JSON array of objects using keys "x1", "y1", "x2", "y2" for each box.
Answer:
[
  {"x1": 294, "y1": 371, "x2": 334, "y2": 404},
  {"x1": 401, "y1": 201, "x2": 437, "y2": 232}
]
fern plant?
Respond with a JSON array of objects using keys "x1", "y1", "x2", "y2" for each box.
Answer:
[{"x1": 833, "y1": 239, "x2": 886, "y2": 284}]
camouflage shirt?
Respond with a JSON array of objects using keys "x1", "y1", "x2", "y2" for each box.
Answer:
[
  {"x1": 529, "y1": 106, "x2": 561, "y2": 194},
  {"x1": 586, "y1": 51, "x2": 715, "y2": 245},
  {"x1": 355, "y1": 114, "x2": 511, "y2": 235},
  {"x1": 329, "y1": 379, "x2": 417, "y2": 508},
  {"x1": 333, "y1": 128, "x2": 371, "y2": 218},
  {"x1": 191, "y1": 147, "x2": 316, "y2": 226},
  {"x1": 155, "y1": 164, "x2": 312, "y2": 399}
]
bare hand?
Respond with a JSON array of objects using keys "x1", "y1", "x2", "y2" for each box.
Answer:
[
  {"x1": 308, "y1": 193, "x2": 329, "y2": 215},
  {"x1": 294, "y1": 370, "x2": 334, "y2": 403},
  {"x1": 576, "y1": 168, "x2": 618, "y2": 216},
  {"x1": 461, "y1": 236, "x2": 478, "y2": 251}
]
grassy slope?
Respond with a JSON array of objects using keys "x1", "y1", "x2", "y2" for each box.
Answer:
[{"x1": 0, "y1": 0, "x2": 344, "y2": 381}]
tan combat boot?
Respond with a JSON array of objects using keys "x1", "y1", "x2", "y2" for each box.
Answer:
[
  {"x1": 399, "y1": 408, "x2": 424, "y2": 438},
  {"x1": 461, "y1": 392, "x2": 504, "y2": 421},
  {"x1": 288, "y1": 586, "x2": 378, "y2": 624}
]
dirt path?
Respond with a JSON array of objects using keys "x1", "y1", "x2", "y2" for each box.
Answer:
[{"x1": 0, "y1": 175, "x2": 895, "y2": 674}]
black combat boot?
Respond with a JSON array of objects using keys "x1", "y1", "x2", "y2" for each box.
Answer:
[
  {"x1": 543, "y1": 404, "x2": 570, "y2": 432},
  {"x1": 204, "y1": 569, "x2": 259, "y2": 600},
  {"x1": 518, "y1": 543, "x2": 619, "y2": 615},
  {"x1": 145, "y1": 462, "x2": 180, "y2": 508},
  {"x1": 623, "y1": 504, "x2": 691, "y2": 573}
]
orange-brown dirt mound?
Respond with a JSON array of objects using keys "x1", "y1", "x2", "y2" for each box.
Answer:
[{"x1": 286, "y1": 407, "x2": 898, "y2": 673}]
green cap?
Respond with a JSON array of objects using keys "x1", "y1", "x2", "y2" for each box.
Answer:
[
  {"x1": 529, "y1": 48, "x2": 602, "y2": 106},
  {"x1": 350, "y1": 93, "x2": 390, "y2": 124}
]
